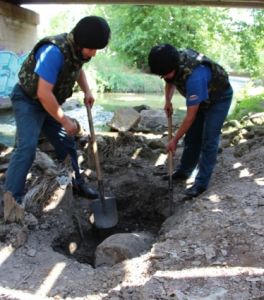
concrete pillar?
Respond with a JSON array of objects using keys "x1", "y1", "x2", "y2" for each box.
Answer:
[
  {"x1": 0, "y1": 0, "x2": 39, "y2": 53},
  {"x1": 0, "y1": 1, "x2": 39, "y2": 109}
]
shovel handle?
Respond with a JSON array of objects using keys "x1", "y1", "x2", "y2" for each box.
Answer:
[
  {"x1": 167, "y1": 114, "x2": 173, "y2": 177},
  {"x1": 168, "y1": 113, "x2": 173, "y2": 140},
  {"x1": 86, "y1": 105, "x2": 103, "y2": 184},
  {"x1": 167, "y1": 113, "x2": 174, "y2": 215}
]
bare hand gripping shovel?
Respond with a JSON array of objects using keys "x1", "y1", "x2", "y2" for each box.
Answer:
[
  {"x1": 86, "y1": 105, "x2": 118, "y2": 229},
  {"x1": 167, "y1": 113, "x2": 174, "y2": 215}
]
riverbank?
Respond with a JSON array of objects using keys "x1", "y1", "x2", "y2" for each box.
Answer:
[{"x1": 0, "y1": 75, "x2": 251, "y2": 147}]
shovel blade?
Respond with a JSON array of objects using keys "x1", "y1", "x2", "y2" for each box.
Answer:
[{"x1": 90, "y1": 196, "x2": 118, "y2": 229}]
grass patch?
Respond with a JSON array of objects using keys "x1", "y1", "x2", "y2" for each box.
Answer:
[{"x1": 228, "y1": 85, "x2": 264, "y2": 120}]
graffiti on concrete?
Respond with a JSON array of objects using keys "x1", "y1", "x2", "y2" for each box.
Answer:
[{"x1": 0, "y1": 50, "x2": 28, "y2": 99}]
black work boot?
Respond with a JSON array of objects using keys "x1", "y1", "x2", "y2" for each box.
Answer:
[
  {"x1": 162, "y1": 170, "x2": 189, "y2": 181},
  {"x1": 73, "y1": 182, "x2": 98, "y2": 199},
  {"x1": 184, "y1": 184, "x2": 206, "y2": 198}
]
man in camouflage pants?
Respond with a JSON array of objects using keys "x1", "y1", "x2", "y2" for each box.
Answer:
[
  {"x1": 148, "y1": 44, "x2": 233, "y2": 197},
  {"x1": 4, "y1": 16, "x2": 111, "y2": 222}
]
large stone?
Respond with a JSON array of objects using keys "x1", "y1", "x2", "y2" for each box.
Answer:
[
  {"x1": 61, "y1": 98, "x2": 82, "y2": 111},
  {"x1": 95, "y1": 232, "x2": 154, "y2": 267},
  {"x1": 254, "y1": 125, "x2": 264, "y2": 136},
  {"x1": 107, "y1": 108, "x2": 140, "y2": 132},
  {"x1": 138, "y1": 109, "x2": 176, "y2": 131},
  {"x1": 34, "y1": 149, "x2": 57, "y2": 175},
  {"x1": 249, "y1": 112, "x2": 264, "y2": 125}
]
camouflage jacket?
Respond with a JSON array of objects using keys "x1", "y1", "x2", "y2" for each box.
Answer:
[
  {"x1": 18, "y1": 33, "x2": 87, "y2": 104},
  {"x1": 166, "y1": 48, "x2": 230, "y2": 103}
]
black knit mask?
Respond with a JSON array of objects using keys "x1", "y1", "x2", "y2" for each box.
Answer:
[
  {"x1": 73, "y1": 16, "x2": 111, "y2": 50},
  {"x1": 148, "y1": 44, "x2": 179, "y2": 76}
]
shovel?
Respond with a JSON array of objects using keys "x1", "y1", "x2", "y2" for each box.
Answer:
[
  {"x1": 86, "y1": 105, "x2": 118, "y2": 229},
  {"x1": 167, "y1": 113, "x2": 174, "y2": 215}
]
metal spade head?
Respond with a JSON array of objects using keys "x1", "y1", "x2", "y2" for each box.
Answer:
[{"x1": 89, "y1": 196, "x2": 118, "y2": 229}]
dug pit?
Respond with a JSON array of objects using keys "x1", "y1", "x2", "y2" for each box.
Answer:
[
  {"x1": 51, "y1": 186, "x2": 167, "y2": 268},
  {"x1": 1, "y1": 131, "x2": 173, "y2": 269}
]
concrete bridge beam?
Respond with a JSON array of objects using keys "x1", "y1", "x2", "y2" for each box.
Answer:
[{"x1": 0, "y1": 0, "x2": 39, "y2": 53}]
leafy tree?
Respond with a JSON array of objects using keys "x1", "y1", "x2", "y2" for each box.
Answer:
[
  {"x1": 43, "y1": 5, "x2": 96, "y2": 36},
  {"x1": 104, "y1": 5, "x2": 233, "y2": 70},
  {"x1": 233, "y1": 9, "x2": 264, "y2": 77},
  {"x1": 43, "y1": 5, "x2": 264, "y2": 80}
]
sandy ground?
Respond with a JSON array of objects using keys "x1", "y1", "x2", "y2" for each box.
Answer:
[{"x1": 0, "y1": 126, "x2": 264, "y2": 300}]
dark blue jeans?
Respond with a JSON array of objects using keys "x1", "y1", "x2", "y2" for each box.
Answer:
[
  {"x1": 5, "y1": 84, "x2": 81, "y2": 203},
  {"x1": 178, "y1": 87, "x2": 233, "y2": 189}
]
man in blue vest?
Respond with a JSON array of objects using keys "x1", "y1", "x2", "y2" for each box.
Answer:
[
  {"x1": 148, "y1": 44, "x2": 233, "y2": 198},
  {"x1": 4, "y1": 16, "x2": 110, "y2": 222}
]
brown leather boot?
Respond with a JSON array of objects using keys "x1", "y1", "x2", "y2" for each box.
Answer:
[{"x1": 4, "y1": 191, "x2": 24, "y2": 224}]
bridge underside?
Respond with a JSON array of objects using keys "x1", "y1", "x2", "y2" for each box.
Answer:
[{"x1": 2, "y1": 0, "x2": 264, "y2": 8}]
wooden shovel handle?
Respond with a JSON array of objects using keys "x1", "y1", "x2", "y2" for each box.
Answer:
[
  {"x1": 167, "y1": 114, "x2": 173, "y2": 177},
  {"x1": 86, "y1": 105, "x2": 102, "y2": 182}
]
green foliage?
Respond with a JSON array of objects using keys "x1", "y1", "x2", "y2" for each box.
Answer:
[
  {"x1": 104, "y1": 5, "x2": 233, "y2": 70},
  {"x1": 88, "y1": 52, "x2": 163, "y2": 93},
  {"x1": 228, "y1": 86, "x2": 264, "y2": 120},
  {"x1": 233, "y1": 9, "x2": 264, "y2": 78},
  {"x1": 43, "y1": 5, "x2": 99, "y2": 36},
  {"x1": 43, "y1": 5, "x2": 264, "y2": 85}
]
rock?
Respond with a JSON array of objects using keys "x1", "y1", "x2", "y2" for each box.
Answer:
[
  {"x1": 222, "y1": 127, "x2": 240, "y2": 140},
  {"x1": 24, "y1": 212, "x2": 38, "y2": 229},
  {"x1": 205, "y1": 245, "x2": 216, "y2": 260},
  {"x1": 95, "y1": 232, "x2": 154, "y2": 267},
  {"x1": 224, "y1": 119, "x2": 241, "y2": 128},
  {"x1": 34, "y1": 149, "x2": 57, "y2": 175},
  {"x1": 26, "y1": 248, "x2": 37, "y2": 257},
  {"x1": 138, "y1": 109, "x2": 168, "y2": 131},
  {"x1": 254, "y1": 126, "x2": 264, "y2": 136},
  {"x1": 11, "y1": 226, "x2": 28, "y2": 248},
  {"x1": 249, "y1": 112, "x2": 264, "y2": 125},
  {"x1": 61, "y1": 98, "x2": 82, "y2": 110},
  {"x1": 133, "y1": 104, "x2": 151, "y2": 112},
  {"x1": 241, "y1": 128, "x2": 255, "y2": 139},
  {"x1": 107, "y1": 108, "x2": 141, "y2": 132},
  {"x1": 234, "y1": 142, "x2": 250, "y2": 157},
  {"x1": 147, "y1": 139, "x2": 165, "y2": 150}
]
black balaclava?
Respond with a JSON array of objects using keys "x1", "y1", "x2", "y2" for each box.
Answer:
[
  {"x1": 148, "y1": 44, "x2": 179, "y2": 76},
  {"x1": 73, "y1": 16, "x2": 110, "y2": 50}
]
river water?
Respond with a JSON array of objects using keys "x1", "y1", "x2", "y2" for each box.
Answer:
[{"x1": 0, "y1": 76, "x2": 249, "y2": 147}]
